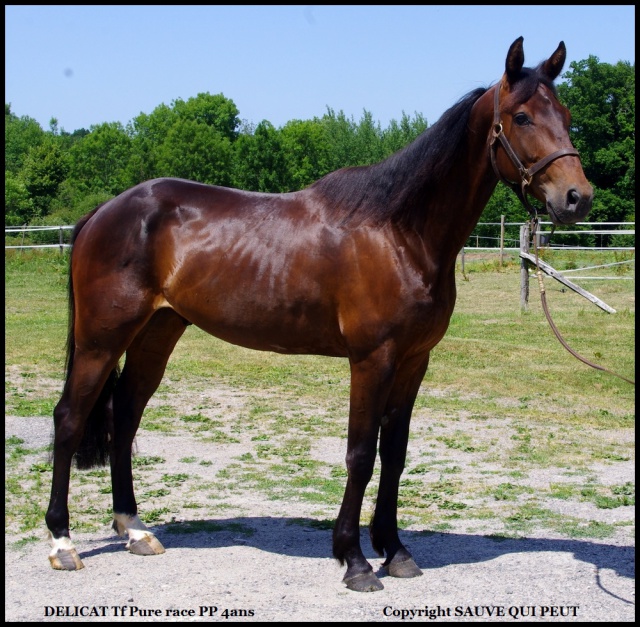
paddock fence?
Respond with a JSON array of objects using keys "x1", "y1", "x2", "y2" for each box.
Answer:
[
  {"x1": 456, "y1": 218, "x2": 634, "y2": 279},
  {"x1": 5, "y1": 219, "x2": 635, "y2": 271},
  {"x1": 5, "y1": 225, "x2": 74, "y2": 253}
]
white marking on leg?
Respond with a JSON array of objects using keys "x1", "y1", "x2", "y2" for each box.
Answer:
[
  {"x1": 113, "y1": 513, "x2": 155, "y2": 544},
  {"x1": 114, "y1": 513, "x2": 165, "y2": 555},
  {"x1": 48, "y1": 532, "x2": 84, "y2": 569},
  {"x1": 48, "y1": 533, "x2": 75, "y2": 554}
]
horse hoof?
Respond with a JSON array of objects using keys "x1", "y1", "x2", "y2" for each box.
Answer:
[
  {"x1": 384, "y1": 554, "x2": 423, "y2": 579},
  {"x1": 49, "y1": 549, "x2": 85, "y2": 571},
  {"x1": 127, "y1": 535, "x2": 165, "y2": 556},
  {"x1": 343, "y1": 571, "x2": 384, "y2": 592}
]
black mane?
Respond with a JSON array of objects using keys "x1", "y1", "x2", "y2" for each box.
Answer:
[
  {"x1": 312, "y1": 87, "x2": 488, "y2": 229},
  {"x1": 312, "y1": 63, "x2": 557, "y2": 231}
]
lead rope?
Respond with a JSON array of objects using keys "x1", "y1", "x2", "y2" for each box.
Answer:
[{"x1": 530, "y1": 218, "x2": 635, "y2": 386}]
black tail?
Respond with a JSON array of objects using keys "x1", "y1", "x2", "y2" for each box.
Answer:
[{"x1": 64, "y1": 203, "x2": 121, "y2": 469}]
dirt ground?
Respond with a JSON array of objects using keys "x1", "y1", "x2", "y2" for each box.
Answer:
[{"x1": 4, "y1": 413, "x2": 634, "y2": 623}]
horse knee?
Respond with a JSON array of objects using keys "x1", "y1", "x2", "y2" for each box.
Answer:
[{"x1": 345, "y1": 450, "x2": 376, "y2": 484}]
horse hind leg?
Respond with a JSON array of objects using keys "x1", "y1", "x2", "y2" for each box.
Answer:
[
  {"x1": 109, "y1": 309, "x2": 189, "y2": 557},
  {"x1": 47, "y1": 349, "x2": 122, "y2": 570}
]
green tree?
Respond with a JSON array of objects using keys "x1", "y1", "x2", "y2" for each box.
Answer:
[
  {"x1": 352, "y1": 109, "x2": 385, "y2": 165},
  {"x1": 280, "y1": 119, "x2": 332, "y2": 190},
  {"x1": 232, "y1": 121, "x2": 289, "y2": 192},
  {"x1": 127, "y1": 103, "x2": 177, "y2": 184},
  {"x1": 478, "y1": 183, "x2": 529, "y2": 248},
  {"x1": 557, "y1": 56, "x2": 635, "y2": 220},
  {"x1": 68, "y1": 122, "x2": 133, "y2": 196},
  {"x1": 156, "y1": 118, "x2": 233, "y2": 186},
  {"x1": 4, "y1": 170, "x2": 34, "y2": 225},
  {"x1": 381, "y1": 112, "x2": 428, "y2": 156},
  {"x1": 21, "y1": 139, "x2": 70, "y2": 218},
  {"x1": 320, "y1": 107, "x2": 359, "y2": 171},
  {"x1": 172, "y1": 92, "x2": 240, "y2": 142},
  {"x1": 5, "y1": 105, "x2": 46, "y2": 174}
]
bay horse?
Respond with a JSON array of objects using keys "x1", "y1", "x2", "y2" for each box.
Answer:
[{"x1": 46, "y1": 37, "x2": 592, "y2": 592}]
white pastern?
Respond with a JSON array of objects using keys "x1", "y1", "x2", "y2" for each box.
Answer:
[
  {"x1": 48, "y1": 533, "x2": 76, "y2": 554},
  {"x1": 113, "y1": 513, "x2": 155, "y2": 544}
]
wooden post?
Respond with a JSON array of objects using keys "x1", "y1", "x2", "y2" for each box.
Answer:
[
  {"x1": 519, "y1": 251, "x2": 616, "y2": 313},
  {"x1": 500, "y1": 215, "x2": 505, "y2": 267},
  {"x1": 520, "y1": 223, "x2": 530, "y2": 311},
  {"x1": 59, "y1": 226, "x2": 64, "y2": 254}
]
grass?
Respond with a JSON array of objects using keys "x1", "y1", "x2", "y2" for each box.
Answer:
[{"x1": 4, "y1": 249, "x2": 635, "y2": 545}]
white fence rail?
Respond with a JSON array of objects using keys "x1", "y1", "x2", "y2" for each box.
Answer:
[
  {"x1": 463, "y1": 220, "x2": 635, "y2": 252},
  {"x1": 5, "y1": 222, "x2": 635, "y2": 253},
  {"x1": 5, "y1": 225, "x2": 74, "y2": 252}
]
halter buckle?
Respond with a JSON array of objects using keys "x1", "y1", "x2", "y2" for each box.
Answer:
[{"x1": 520, "y1": 168, "x2": 532, "y2": 186}]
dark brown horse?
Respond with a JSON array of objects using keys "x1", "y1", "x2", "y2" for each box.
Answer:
[{"x1": 46, "y1": 38, "x2": 592, "y2": 592}]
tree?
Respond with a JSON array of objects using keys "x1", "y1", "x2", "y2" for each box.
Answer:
[
  {"x1": 127, "y1": 103, "x2": 177, "y2": 184},
  {"x1": 21, "y1": 139, "x2": 70, "y2": 218},
  {"x1": 5, "y1": 105, "x2": 46, "y2": 173},
  {"x1": 557, "y1": 57, "x2": 635, "y2": 220},
  {"x1": 232, "y1": 121, "x2": 289, "y2": 192},
  {"x1": 352, "y1": 109, "x2": 385, "y2": 165},
  {"x1": 68, "y1": 122, "x2": 133, "y2": 196},
  {"x1": 279, "y1": 119, "x2": 332, "y2": 190},
  {"x1": 171, "y1": 93, "x2": 240, "y2": 142},
  {"x1": 4, "y1": 170, "x2": 34, "y2": 225},
  {"x1": 320, "y1": 107, "x2": 359, "y2": 172},
  {"x1": 155, "y1": 118, "x2": 233, "y2": 186},
  {"x1": 381, "y1": 112, "x2": 428, "y2": 156}
]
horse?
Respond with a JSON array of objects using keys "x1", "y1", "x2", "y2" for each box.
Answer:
[{"x1": 46, "y1": 37, "x2": 592, "y2": 592}]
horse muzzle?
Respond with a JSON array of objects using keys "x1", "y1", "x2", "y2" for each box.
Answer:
[{"x1": 545, "y1": 182, "x2": 593, "y2": 225}]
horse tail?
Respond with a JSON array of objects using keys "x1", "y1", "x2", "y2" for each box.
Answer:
[{"x1": 64, "y1": 203, "x2": 121, "y2": 469}]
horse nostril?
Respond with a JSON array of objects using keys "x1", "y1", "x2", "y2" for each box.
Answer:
[{"x1": 567, "y1": 189, "x2": 581, "y2": 206}]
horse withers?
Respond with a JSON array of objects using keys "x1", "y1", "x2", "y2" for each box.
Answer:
[{"x1": 46, "y1": 37, "x2": 592, "y2": 592}]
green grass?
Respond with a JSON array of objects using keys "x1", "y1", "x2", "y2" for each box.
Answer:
[{"x1": 4, "y1": 249, "x2": 635, "y2": 544}]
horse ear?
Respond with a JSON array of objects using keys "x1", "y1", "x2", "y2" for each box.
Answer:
[
  {"x1": 505, "y1": 37, "x2": 525, "y2": 84},
  {"x1": 541, "y1": 41, "x2": 566, "y2": 81}
]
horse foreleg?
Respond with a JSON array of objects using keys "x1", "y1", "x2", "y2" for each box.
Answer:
[
  {"x1": 110, "y1": 309, "x2": 188, "y2": 557},
  {"x1": 369, "y1": 352, "x2": 430, "y2": 579},
  {"x1": 333, "y1": 346, "x2": 397, "y2": 592}
]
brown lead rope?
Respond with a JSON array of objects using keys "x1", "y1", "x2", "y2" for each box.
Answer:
[{"x1": 530, "y1": 218, "x2": 635, "y2": 386}]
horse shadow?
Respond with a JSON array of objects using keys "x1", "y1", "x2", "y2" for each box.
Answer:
[{"x1": 80, "y1": 515, "x2": 634, "y2": 586}]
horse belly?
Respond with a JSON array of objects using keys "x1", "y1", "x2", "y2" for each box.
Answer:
[{"x1": 165, "y1": 269, "x2": 346, "y2": 357}]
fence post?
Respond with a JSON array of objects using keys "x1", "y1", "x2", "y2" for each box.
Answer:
[
  {"x1": 500, "y1": 215, "x2": 505, "y2": 267},
  {"x1": 59, "y1": 227, "x2": 64, "y2": 254},
  {"x1": 520, "y1": 223, "x2": 530, "y2": 311}
]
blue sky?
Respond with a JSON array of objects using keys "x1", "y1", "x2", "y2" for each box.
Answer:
[{"x1": 5, "y1": 5, "x2": 635, "y2": 133}]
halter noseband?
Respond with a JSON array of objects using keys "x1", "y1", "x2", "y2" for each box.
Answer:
[{"x1": 489, "y1": 84, "x2": 579, "y2": 218}]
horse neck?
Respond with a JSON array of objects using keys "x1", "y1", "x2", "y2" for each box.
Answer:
[{"x1": 414, "y1": 88, "x2": 498, "y2": 265}]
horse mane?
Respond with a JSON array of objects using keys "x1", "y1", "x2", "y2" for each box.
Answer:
[
  {"x1": 311, "y1": 87, "x2": 488, "y2": 230},
  {"x1": 312, "y1": 63, "x2": 558, "y2": 231}
]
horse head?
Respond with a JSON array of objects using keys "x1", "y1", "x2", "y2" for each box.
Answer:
[{"x1": 491, "y1": 37, "x2": 593, "y2": 225}]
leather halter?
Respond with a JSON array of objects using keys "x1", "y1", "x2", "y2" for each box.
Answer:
[{"x1": 489, "y1": 84, "x2": 579, "y2": 217}]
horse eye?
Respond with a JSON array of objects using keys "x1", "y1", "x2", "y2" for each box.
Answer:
[{"x1": 513, "y1": 113, "x2": 530, "y2": 126}]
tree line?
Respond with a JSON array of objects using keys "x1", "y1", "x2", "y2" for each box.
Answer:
[{"x1": 5, "y1": 55, "x2": 634, "y2": 247}]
